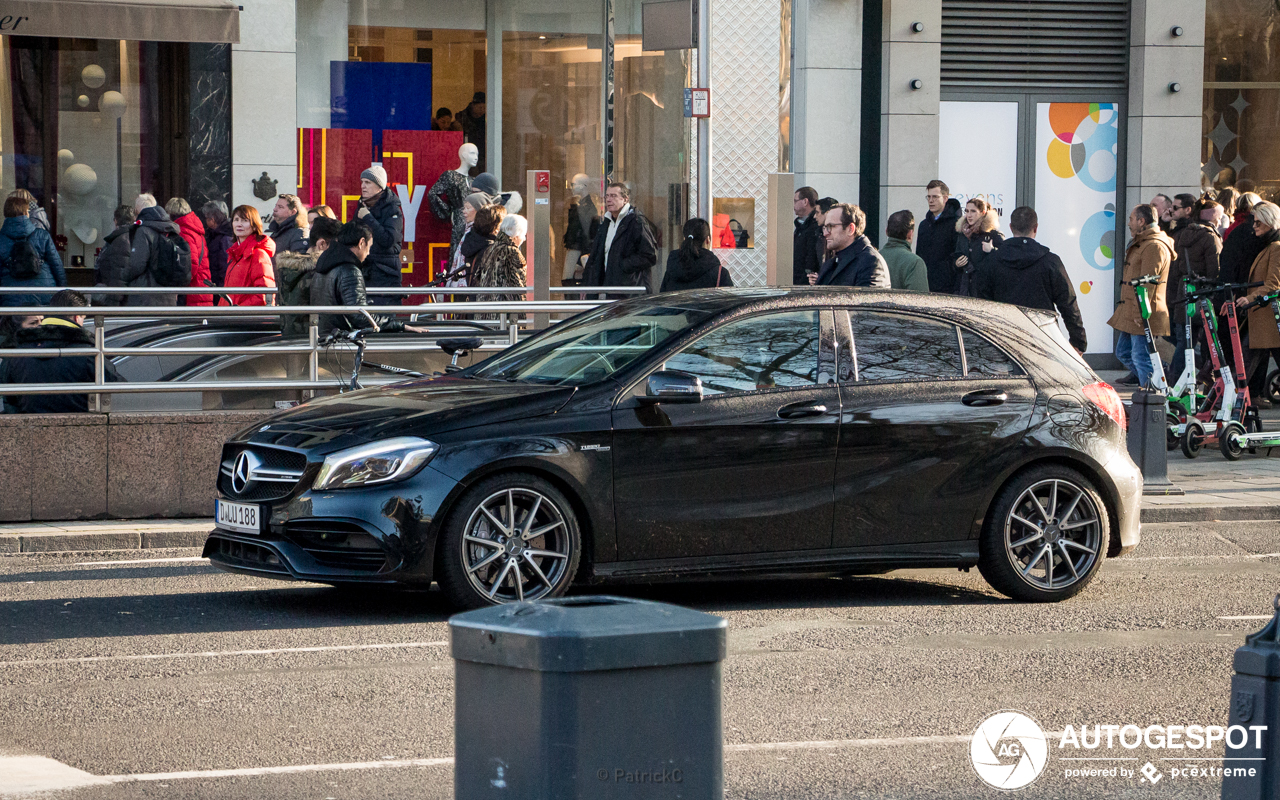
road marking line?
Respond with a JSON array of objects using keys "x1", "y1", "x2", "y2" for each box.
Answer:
[
  {"x1": 0, "y1": 642, "x2": 448, "y2": 668},
  {"x1": 68, "y1": 734, "x2": 1003, "y2": 786},
  {"x1": 75, "y1": 556, "x2": 208, "y2": 566},
  {"x1": 0, "y1": 755, "x2": 112, "y2": 793},
  {"x1": 725, "y1": 734, "x2": 970, "y2": 751},
  {"x1": 1124, "y1": 552, "x2": 1280, "y2": 561},
  {"x1": 103, "y1": 758, "x2": 455, "y2": 784},
  {"x1": 1218, "y1": 615, "x2": 1275, "y2": 620}
]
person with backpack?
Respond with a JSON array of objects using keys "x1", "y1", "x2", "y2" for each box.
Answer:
[
  {"x1": 0, "y1": 195, "x2": 65, "y2": 307},
  {"x1": 165, "y1": 197, "x2": 213, "y2": 306},
  {"x1": 103, "y1": 194, "x2": 191, "y2": 306},
  {"x1": 220, "y1": 205, "x2": 276, "y2": 306}
]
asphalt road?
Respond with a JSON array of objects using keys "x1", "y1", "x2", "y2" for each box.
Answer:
[{"x1": 0, "y1": 519, "x2": 1276, "y2": 799}]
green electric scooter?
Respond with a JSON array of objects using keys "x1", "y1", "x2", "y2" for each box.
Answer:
[
  {"x1": 1164, "y1": 277, "x2": 1210, "y2": 448},
  {"x1": 1124, "y1": 274, "x2": 1169, "y2": 393}
]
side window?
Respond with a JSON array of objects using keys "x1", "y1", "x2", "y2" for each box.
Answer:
[
  {"x1": 849, "y1": 312, "x2": 963, "y2": 382},
  {"x1": 961, "y1": 329, "x2": 1024, "y2": 377},
  {"x1": 663, "y1": 311, "x2": 820, "y2": 396}
]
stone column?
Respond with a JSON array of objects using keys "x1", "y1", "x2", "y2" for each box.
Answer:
[
  {"x1": 878, "y1": 0, "x2": 939, "y2": 232},
  {"x1": 1125, "y1": 0, "x2": 1206, "y2": 215},
  {"x1": 792, "y1": 0, "x2": 863, "y2": 205},
  {"x1": 231, "y1": 0, "x2": 299, "y2": 218}
]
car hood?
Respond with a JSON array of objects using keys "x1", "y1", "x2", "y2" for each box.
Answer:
[{"x1": 234, "y1": 377, "x2": 577, "y2": 452}]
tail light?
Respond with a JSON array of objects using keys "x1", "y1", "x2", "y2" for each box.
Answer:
[{"x1": 1082, "y1": 382, "x2": 1127, "y2": 431}]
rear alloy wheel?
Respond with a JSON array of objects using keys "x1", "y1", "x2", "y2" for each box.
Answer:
[
  {"x1": 978, "y1": 466, "x2": 1110, "y2": 602},
  {"x1": 1220, "y1": 420, "x2": 1246, "y2": 461},
  {"x1": 437, "y1": 473, "x2": 581, "y2": 609}
]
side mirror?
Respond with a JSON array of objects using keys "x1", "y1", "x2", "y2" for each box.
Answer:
[{"x1": 638, "y1": 370, "x2": 703, "y2": 405}]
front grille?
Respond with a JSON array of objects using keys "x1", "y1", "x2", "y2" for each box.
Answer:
[
  {"x1": 219, "y1": 445, "x2": 309, "y2": 502},
  {"x1": 286, "y1": 520, "x2": 388, "y2": 573},
  {"x1": 204, "y1": 536, "x2": 290, "y2": 574}
]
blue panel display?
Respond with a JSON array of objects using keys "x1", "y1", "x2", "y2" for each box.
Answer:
[{"x1": 330, "y1": 61, "x2": 433, "y2": 152}]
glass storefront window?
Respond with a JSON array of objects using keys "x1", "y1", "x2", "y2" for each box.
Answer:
[
  {"x1": 615, "y1": 0, "x2": 693, "y2": 286},
  {"x1": 1202, "y1": 0, "x2": 1280, "y2": 199},
  {"x1": 0, "y1": 38, "x2": 226, "y2": 279}
]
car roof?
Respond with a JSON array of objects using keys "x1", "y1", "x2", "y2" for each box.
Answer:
[{"x1": 609, "y1": 287, "x2": 1031, "y2": 321}]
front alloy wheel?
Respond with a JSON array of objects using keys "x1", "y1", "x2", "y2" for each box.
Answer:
[
  {"x1": 437, "y1": 474, "x2": 581, "y2": 609},
  {"x1": 979, "y1": 467, "x2": 1110, "y2": 602}
]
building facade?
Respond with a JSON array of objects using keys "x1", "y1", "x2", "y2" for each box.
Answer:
[{"x1": 0, "y1": 0, "x2": 1272, "y2": 356}]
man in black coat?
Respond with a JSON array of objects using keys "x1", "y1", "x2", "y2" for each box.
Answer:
[
  {"x1": 915, "y1": 180, "x2": 963, "y2": 293},
  {"x1": 974, "y1": 206, "x2": 1088, "y2": 353},
  {"x1": 311, "y1": 222, "x2": 424, "y2": 336},
  {"x1": 94, "y1": 205, "x2": 135, "y2": 289},
  {"x1": 0, "y1": 290, "x2": 124, "y2": 413},
  {"x1": 813, "y1": 203, "x2": 890, "y2": 288},
  {"x1": 792, "y1": 186, "x2": 822, "y2": 284},
  {"x1": 356, "y1": 164, "x2": 404, "y2": 305},
  {"x1": 583, "y1": 182, "x2": 657, "y2": 296}
]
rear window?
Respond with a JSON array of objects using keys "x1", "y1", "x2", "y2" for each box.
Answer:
[{"x1": 1025, "y1": 308, "x2": 1095, "y2": 377}]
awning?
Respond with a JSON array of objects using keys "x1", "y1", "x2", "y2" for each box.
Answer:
[{"x1": 0, "y1": 0, "x2": 240, "y2": 44}]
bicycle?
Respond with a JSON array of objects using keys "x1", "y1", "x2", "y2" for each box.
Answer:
[{"x1": 321, "y1": 314, "x2": 484, "y2": 392}]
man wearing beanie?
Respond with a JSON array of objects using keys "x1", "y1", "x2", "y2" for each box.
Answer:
[{"x1": 357, "y1": 163, "x2": 404, "y2": 305}]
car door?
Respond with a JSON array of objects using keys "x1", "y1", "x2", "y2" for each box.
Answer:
[
  {"x1": 832, "y1": 310, "x2": 1037, "y2": 549},
  {"x1": 611, "y1": 309, "x2": 840, "y2": 561}
]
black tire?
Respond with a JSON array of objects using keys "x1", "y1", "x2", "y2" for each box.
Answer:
[
  {"x1": 1166, "y1": 412, "x2": 1182, "y2": 451},
  {"x1": 978, "y1": 465, "x2": 1111, "y2": 603},
  {"x1": 1181, "y1": 420, "x2": 1205, "y2": 459},
  {"x1": 1220, "y1": 420, "x2": 1246, "y2": 461},
  {"x1": 435, "y1": 472, "x2": 582, "y2": 610},
  {"x1": 1267, "y1": 368, "x2": 1280, "y2": 404}
]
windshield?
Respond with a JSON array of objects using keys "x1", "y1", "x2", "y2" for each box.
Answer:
[{"x1": 471, "y1": 303, "x2": 717, "y2": 385}]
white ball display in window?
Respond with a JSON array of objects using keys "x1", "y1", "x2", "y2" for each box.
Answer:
[
  {"x1": 76, "y1": 94, "x2": 89, "y2": 108},
  {"x1": 62, "y1": 163, "x2": 98, "y2": 196},
  {"x1": 99, "y1": 90, "x2": 126, "y2": 119},
  {"x1": 81, "y1": 64, "x2": 106, "y2": 89},
  {"x1": 57, "y1": 149, "x2": 75, "y2": 168}
]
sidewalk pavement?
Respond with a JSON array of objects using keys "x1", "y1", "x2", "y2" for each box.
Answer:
[{"x1": 0, "y1": 454, "x2": 1275, "y2": 554}]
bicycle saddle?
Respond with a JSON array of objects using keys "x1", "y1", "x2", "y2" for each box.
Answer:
[{"x1": 439, "y1": 337, "x2": 484, "y2": 356}]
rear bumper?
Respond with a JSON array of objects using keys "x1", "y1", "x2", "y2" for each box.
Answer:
[{"x1": 1101, "y1": 450, "x2": 1143, "y2": 555}]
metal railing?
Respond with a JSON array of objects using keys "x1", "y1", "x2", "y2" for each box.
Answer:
[{"x1": 0, "y1": 290, "x2": 625, "y2": 403}]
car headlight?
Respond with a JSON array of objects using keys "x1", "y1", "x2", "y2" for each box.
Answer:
[{"x1": 312, "y1": 437, "x2": 439, "y2": 490}]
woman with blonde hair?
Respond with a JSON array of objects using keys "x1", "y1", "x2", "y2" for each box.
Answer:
[
  {"x1": 952, "y1": 196, "x2": 1003, "y2": 296},
  {"x1": 307, "y1": 204, "x2": 337, "y2": 226},
  {"x1": 268, "y1": 194, "x2": 308, "y2": 261},
  {"x1": 221, "y1": 205, "x2": 276, "y2": 306}
]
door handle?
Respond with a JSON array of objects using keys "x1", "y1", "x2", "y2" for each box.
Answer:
[
  {"x1": 962, "y1": 390, "x2": 1008, "y2": 407},
  {"x1": 777, "y1": 402, "x2": 828, "y2": 419}
]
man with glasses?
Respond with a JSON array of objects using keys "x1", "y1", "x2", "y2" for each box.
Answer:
[
  {"x1": 583, "y1": 182, "x2": 657, "y2": 296},
  {"x1": 916, "y1": 180, "x2": 962, "y2": 293},
  {"x1": 809, "y1": 203, "x2": 890, "y2": 288}
]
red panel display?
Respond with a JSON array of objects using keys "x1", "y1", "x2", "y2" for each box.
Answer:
[
  {"x1": 297, "y1": 128, "x2": 373, "y2": 222},
  {"x1": 380, "y1": 129, "x2": 464, "y2": 292}
]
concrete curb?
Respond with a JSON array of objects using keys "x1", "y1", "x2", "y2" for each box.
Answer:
[
  {"x1": 0, "y1": 525, "x2": 210, "y2": 554},
  {"x1": 0, "y1": 506, "x2": 1276, "y2": 555}
]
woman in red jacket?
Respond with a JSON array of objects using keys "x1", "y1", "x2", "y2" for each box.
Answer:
[
  {"x1": 165, "y1": 197, "x2": 212, "y2": 306},
  {"x1": 221, "y1": 205, "x2": 276, "y2": 306}
]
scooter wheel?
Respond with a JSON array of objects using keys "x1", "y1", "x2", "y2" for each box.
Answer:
[
  {"x1": 1220, "y1": 421, "x2": 1246, "y2": 461},
  {"x1": 1268, "y1": 368, "x2": 1280, "y2": 404},
  {"x1": 1166, "y1": 412, "x2": 1182, "y2": 451},
  {"x1": 1181, "y1": 420, "x2": 1205, "y2": 459}
]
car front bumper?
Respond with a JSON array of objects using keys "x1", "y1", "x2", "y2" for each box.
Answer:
[{"x1": 204, "y1": 465, "x2": 461, "y2": 585}]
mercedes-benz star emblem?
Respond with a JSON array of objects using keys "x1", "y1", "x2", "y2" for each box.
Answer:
[{"x1": 231, "y1": 451, "x2": 262, "y2": 495}]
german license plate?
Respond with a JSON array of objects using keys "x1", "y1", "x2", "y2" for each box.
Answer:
[{"x1": 216, "y1": 499, "x2": 261, "y2": 534}]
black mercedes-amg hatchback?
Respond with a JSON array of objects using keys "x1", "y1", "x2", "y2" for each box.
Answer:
[{"x1": 205, "y1": 288, "x2": 1141, "y2": 608}]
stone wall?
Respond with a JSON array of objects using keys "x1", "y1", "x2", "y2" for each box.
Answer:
[{"x1": 0, "y1": 411, "x2": 270, "y2": 522}]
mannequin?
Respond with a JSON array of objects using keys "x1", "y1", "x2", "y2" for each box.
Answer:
[
  {"x1": 429, "y1": 143, "x2": 479, "y2": 259},
  {"x1": 562, "y1": 173, "x2": 599, "y2": 282}
]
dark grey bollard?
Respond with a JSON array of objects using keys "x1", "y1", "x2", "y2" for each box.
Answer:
[
  {"x1": 1128, "y1": 390, "x2": 1180, "y2": 495},
  {"x1": 1222, "y1": 594, "x2": 1279, "y2": 800},
  {"x1": 449, "y1": 596, "x2": 727, "y2": 799}
]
